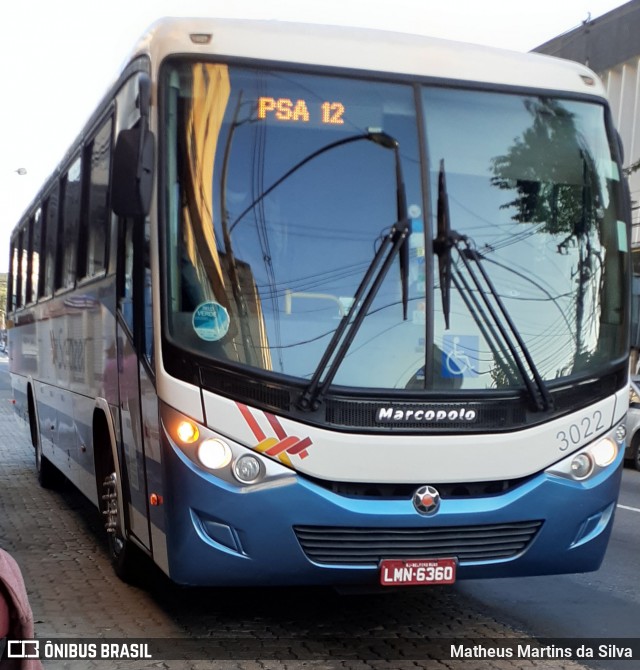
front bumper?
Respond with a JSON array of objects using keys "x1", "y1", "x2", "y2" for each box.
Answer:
[{"x1": 160, "y1": 436, "x2": 623, "y2": 586}]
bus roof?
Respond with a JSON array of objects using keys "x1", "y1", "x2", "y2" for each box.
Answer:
[{"x1": 130, "y1": 17, "x2": 606, "y2": 98}]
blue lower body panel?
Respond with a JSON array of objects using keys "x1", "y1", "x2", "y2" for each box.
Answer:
[{"x1": 161, "y1": 439, "x2": 623, "y2": 586}]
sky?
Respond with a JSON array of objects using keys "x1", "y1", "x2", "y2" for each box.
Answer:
[{"x1": 0, "y1": 0, "x2": 630, "y2": 272}]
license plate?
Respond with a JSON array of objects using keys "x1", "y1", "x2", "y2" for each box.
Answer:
[{"x1": 379, "y1": 558, "x2": 457, "y2": 586}]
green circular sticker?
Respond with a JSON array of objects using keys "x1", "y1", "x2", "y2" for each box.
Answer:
[{"x1": 192, "y1": 301, "x2": 230, "y2": 342}]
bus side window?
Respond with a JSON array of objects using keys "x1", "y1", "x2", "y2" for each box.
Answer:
[
  {"x1": 57, "y1": 155, "x2": 82, "y2": 290},
  {"x1": 20, "y1": 225, "x2": 29, "y2": 307},
  {"x1": 24, "y1": 214, "x2": 36, "y2": 305},
  {"x1": 43, "y1": 191, "x2": 59, "y2": 297},
  {"x1": 9, "y1": 239, "x2": 19, "y2": 311},
  {"x1": 82, "y1": 118, "x2": 112, "y2": 278},
  {"x1": 15, "y1": 230, "x2": 24, "y2": 309},
  {"x1": 120, "y1": 220, "x2": 135, "y2": 335},
  {"x1": 31, "y1": 208, "x2": 42, "y2": 301},
  {"x1": 118, "y1": 216, "x2": 153, "y2": 364},
  {"x1": 144, "y1": 220, "x2": 153, "y2": 363}
]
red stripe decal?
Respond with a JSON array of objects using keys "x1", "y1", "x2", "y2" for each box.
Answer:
[
  {"x1": 265, "y1": 436, "x2": 299, "y2": 456},
  {"x1": 265, "y1": 412, "x2": 287, "y2": 440},
  {"x1": 285, "y1": 437, "x2": 313, "y2": 455},
  {"x1": 237, "y1": 403, "x2": 266, "y2": 441}
]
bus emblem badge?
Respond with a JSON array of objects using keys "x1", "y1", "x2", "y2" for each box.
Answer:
[{"x1": 413, "y1": 485, "x2": 440, "y2": 515}]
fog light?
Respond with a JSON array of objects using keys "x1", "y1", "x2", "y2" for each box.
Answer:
[
  {"x1": 177, "y1": 420, "x2": 199, "y2": 444},
  {"x1": 233, "y1": 455, "x2": 262, "y2": 484},
  {"x1": 615, "y1": 424, "x2": 627, "y2": 443},
  {"x1": 198, "y1": 438, "x2": 232, "y2": 470},
  {"x1": 571, "y1": 453, "x2": 593, "y2": 480},
  {"x1": 592, "y1": 438, "x2": 617, "y2": 467}
]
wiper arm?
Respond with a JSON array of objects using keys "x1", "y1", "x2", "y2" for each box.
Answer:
[
  {"x1": 433, "y1": 161, "x2": 553, "y2": 413},
  {"x1": 368, "y1": 131, "x2": 411, "y2": 319},
  {"x1": 298, "y1": 218, "x2": 411, "y2": 411},
  {"x1": 298, "y1": 131, "x2": 411, "y2": 412},
  {"x1": 433, "y1": 159, "x2": 453, "y2": 329},
  {"x1": 455, "y1": 237, "x2": 554, "y2": 411}
]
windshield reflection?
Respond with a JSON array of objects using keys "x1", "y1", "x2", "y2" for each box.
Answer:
[
  {"x1": 423, "y1": 88, "x2": 626, "y2": 389},
  {"x1": 163, "y1": 62, "x2": 627, "y2": 395}
]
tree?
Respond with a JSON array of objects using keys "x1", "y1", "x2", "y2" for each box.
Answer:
[
  {"x1": 489, "y1": 97, "x2": 604, "y2": 372},
  {"x1": 490, "y1": 98, "x2": 600, "y2": 242}
]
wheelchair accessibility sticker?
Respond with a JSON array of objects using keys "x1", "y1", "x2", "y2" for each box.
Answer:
[{"x1": 442, "y1": 335, "x2": 478, "y2": 378}]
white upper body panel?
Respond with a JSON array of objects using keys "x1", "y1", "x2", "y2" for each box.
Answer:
[
  {"x1": 201, "y1": 385, "x2": 628, "y2": 483},
  {"x1": 129, "y1": 17, "x2": 605, "y2": 98}
]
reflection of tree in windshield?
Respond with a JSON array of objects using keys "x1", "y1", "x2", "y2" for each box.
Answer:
[
  {"x1": 490, "y1": 98, "x2": 601, "y2": 239},
  {"x1": 489, "y1": 97, "x2": 605, "y2": 372}
]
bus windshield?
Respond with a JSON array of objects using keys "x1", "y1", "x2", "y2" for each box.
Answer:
[{"x1": 163, "y1": 61, "x2": 627, "y2": 392}]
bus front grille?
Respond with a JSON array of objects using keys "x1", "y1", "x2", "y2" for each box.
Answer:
[{"x1": 294, "y1": 521, "x2": 543, "y2": 565}]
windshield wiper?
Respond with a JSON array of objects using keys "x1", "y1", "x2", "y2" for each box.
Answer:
[
  {"x1": 298, "y1": 131, "x2": 410, "y2": 411},
  {"x1": 433, "y1": 159, "x2": 554, "y2": 413},
  {"x1": 434, "y1": 160, "x2": 453, "y2": 329}
]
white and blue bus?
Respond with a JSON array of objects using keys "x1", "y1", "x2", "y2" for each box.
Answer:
[{"x1": 7, "y1": 18, "x2": 631, "y2": 586}]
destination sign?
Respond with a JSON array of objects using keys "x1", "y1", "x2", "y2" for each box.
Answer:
[{"x1": 257, "y1": 96, "x2": 345, "y2": 125}]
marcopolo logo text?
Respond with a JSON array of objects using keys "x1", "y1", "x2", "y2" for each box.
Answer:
[{"x1": 376, "y1": 406, "x2": 477, "y2": 423}]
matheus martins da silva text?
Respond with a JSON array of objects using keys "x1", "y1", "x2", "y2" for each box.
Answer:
[{"x1": 450, "y1": 643, "x2": 633, "y2": 659}]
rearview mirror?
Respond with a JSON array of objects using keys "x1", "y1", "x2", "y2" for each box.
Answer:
[
  {"x1": 111, "y1": 125, "x2": 155, "y2": 217},
  {"x1": 111, "y1": 73, "x2": 155, "y2": 218}
]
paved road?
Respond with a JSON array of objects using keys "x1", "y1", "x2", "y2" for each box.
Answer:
[
  {"x1": 459, "y1": 461, "x2": 640, "y2": 669},
  {"x1": 0, "y1": 355, "x2": 616, "y2": 669}
]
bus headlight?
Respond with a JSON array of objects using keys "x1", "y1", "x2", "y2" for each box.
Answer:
[
  {"x1": 591, "y1": 437, "x2": 617, "y2": 467},
  {"x1": 197, "y1": 438, "x2": 232, "y2": 470},
  {"x1": 546, "y1": 426, "x2": 620, "y2": 482},
  {"x1": 570, "y1": 453, "x2": 593, "y2": 480},
  {"x1": 233, "y1": 455, "x2": 263, "y2": 484},
  {"x1": 177, "y1": 420, "x2": 199, "y2": 444},
  {"x1": 161, "y1": 402, "x2": 295, "y2": 488}
]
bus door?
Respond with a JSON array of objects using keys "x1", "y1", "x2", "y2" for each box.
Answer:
[{"x1": 116, "y1": 214, "x2": 152, "y2": 552}]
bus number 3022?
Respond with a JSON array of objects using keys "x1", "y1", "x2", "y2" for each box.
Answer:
[{"x1": 556, "y1": 410, "x2": 605, "y2": 451}]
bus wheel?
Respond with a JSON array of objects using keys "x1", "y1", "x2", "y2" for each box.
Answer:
[
  {"x1": 35, "y1": 438, "x2": 63, "y2": 489},
  {"x1": 633, "y1": 440, "x2": 640, "y2": 472},
  {"x1": 101, "y1": 471, "x2": 141, "y2": 583},
  {"x1": 29, "y1": 391, "x2": 62, "y2": 489}
]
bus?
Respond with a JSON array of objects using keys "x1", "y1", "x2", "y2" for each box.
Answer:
[{"x1": 7, "y1": 18, "x2": 631, "y2": 587}]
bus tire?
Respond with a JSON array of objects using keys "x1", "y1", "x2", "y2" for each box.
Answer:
[
  {"x1": 28, "y1": 387, "x2": 63, "y2": 489},
  {"x1": 631, "y1": 436, "x2": 640, "y2": 472},
  {"x1": 101, "y1": 471, "x2": 142, "y2": 582},
  {"x1": 94, "y1": 413, "x2": 143, "y2": 583},
  {"x1": 35, "y1": 438, "x2": 63, "y2": 489}
]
